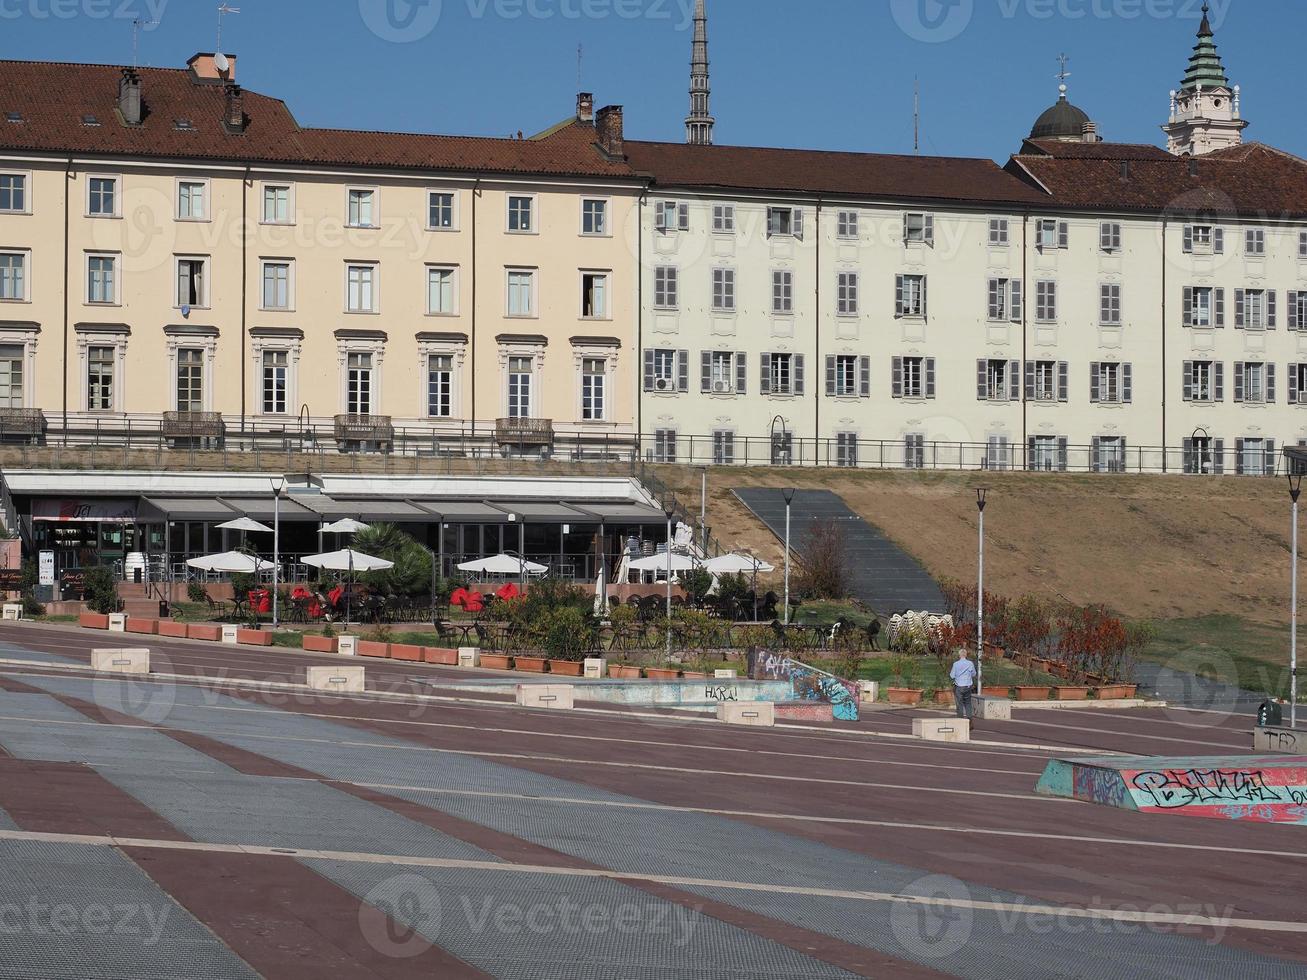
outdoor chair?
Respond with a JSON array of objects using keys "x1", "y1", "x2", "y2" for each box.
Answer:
[
  {"x1": 474, "y1": 622, "x2": 498, "y2": 652},
  {"x1": 202, "y1": 593, "x2": 230, "y2": 620}
]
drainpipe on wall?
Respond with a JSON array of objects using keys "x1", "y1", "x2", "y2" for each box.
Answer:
[
  {"x1": 240, "y1": 166, "x2": 249, "y2": 437},
  {"x1": 62, "y1": 158, "x2": 72, "y2": 445},
  {"x1": 470, "y1": 178, "x2": 480, "y2": 444},
  {"x1": 1021, "y1": 210, "x2": 1029, "y2": 463},
  {"x1": 1161, "y1": 215, "x2": 1168, "y2": 472},
  {"x1": 636, "y1": 191, "x2": 645, "y2": 459},
  {"x1": 814, "y1": 197, "x2": 822, "y2": 464}
]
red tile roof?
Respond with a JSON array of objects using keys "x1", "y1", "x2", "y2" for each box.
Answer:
[
  {"x1": 1020, "y1": 139, "x2": 1175, "y2": 160},
  {"x1": 624, "y1": 140, "x2": 1047, "y2": 206},
  {"x1": 0, "y1": 60, "x2": 636, "y2": 180},
  {"x1": 1008, "y1": 141, "x2": 1307, "y2": 219}
]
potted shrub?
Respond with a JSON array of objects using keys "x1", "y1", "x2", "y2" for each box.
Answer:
[
  {"x1": 645, "y1": 666, "x2": 680, "y2": 680},
  {"x1": 608, "y1": 663, "x2": 641, "y2": 679},
  {"x1": 540, "y1": 606, "x2": 595, "y2": 677},
  {"x1": 932, "y1": 688, "x2": 955, "y2": 706},
  {"x1": 885, "y1": 653, "x2": 924, "y2": 705},
  {"x1": 1012, "y1": 684, "x2": 1052, "y2": 701}
]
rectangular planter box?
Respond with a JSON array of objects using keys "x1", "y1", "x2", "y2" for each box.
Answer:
[
  {"x1": 608, "y1": 665, "x2": 641, "y2": 679},
  {"x1": 157, "y1": 620, "x2": 188, "y2": 638},
  {"x1": 549, "y1": 660, "x2": 584, "y2": 677},
  {"x1": 79, "y1": 612, "x2": 110, "y2": 630},
  {"x1": 302, "y1": 634, "x2": 339, "y2": 654},
  {"x1": 514, "y1": 656, "x2": 548, "y2": 674},
  {"x1": 644, "y1": 668, "x2": 680, "y2": 680},
  {"x1": 479, "y1": 654, "x2": 511, "y2": 671},
  {"x1": 1095, "y1": 684, "x2": 1138, "y2": 700},
  {"x1": 886, "y1": 688, "x2": 924, "y2": 705},
  {"x1": 423, "y1": 647, "x2": 459, "y2": 665},
  {"x1": 933, "y1": 689, "x2": 956, "y2": 706},
  {"x1": 390, "y1": 644, "x2": 424, "y2": 663},
  {"x1": 126, "y1": 618, "x2": 158, "y2": 635},
  {"x1": 1052, "y1": 686, "x2": 1090, "y2": 701},
  {"x1": 357, "y1": 641, "x2": 391, "y2": 659},
  {"x1": 237, "y1": 628, "x2": 273, "y2": 647},
  {"x1": 1013, "y1": 686, "x2": 1052, "y2": 701},
  {"x1": 187, "y1": 623, "x2": 223, "y2": 642}
]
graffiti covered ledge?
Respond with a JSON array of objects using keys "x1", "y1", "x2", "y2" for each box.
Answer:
[{"x1": 1036, "y1": 755, "x2": 1307, "y2": 825}]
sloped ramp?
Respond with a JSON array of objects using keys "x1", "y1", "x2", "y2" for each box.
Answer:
[
  {"x1": 1036, "y1": 754, "x2": 1307, "y2": 825},
  {"x1": 733, "y1": 488, "x2": 945, "y2": 614}
]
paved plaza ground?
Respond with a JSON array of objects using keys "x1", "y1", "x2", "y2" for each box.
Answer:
[{"x1": 0, "y1": 621, "x2": 1301, "y2": 978}]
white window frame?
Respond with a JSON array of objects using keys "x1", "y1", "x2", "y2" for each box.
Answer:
[
  {"x1": 259, "y1": 258, "x2": 294, "y2": 312},
  {"x1": 897, "y1": 274, "x2": 926, "y2": 318},
  {"x1": 251, "y1": 331, "x2": 303, "y2": 417},
  {"x1": 712, "y1": 267, "x2": 736, "y2": 313},
  {"x1": 0, "y1": 326, "x2": 36, "y2": 409},
  {"x1": 1033, "y1": 361, "x2": 1057, "y2": 402},
  {"x1": 426, "y1": 264, "x2": 459, "y2": 317},
  {"x1": 1243, "y1": 288, "x2": 1269, "y2": 330},
  {"x1": 1190, "y1": 224, "x2": 1215, "y2": 252},
  {"x1": 174, "y1": 254, "x2": 210, "y2": 310},
  {"x1": 834, "y1": 354, "x2": 859, "y2": 397},
  {"x1": 985, "y1": 360, "x2": 1008, "y2": 401},
  {"x1": 0, "y1": 171, "x2": 31, "y2": 215},
  {"x1": 76, "y1": 328, "x2": 127, "y2": 413},
  {"x1": 502, "y1": 345, "x2": 542, "y2": 418},
  {"x1": 417, "y1": 335, "x2": 466, "y2": 420},
  {"x1": 580, "y1": 269, "x2": 611, "y2": 320},
  {"x1": 1099, "y1": 362, "x2": 1122, "y2": 404},
  {"x1": 769, "y1": 352, "x2": 795, "y2": 395},
  {"x1": 902, "y1": 357, "x2": 925, "y2": 399},
  {"x1": 712, "y1": 204, "x2": 735, "y2": 234},
  {"x1": 0, "y1": 249, "x2": 30, "y2": 303},
  {"x1": 578, "y1": 354, "x2": 609, "y2": 422},
  {"x1": 346, "y1": 186, "x2": 378, "y2": 229},
  {"x1": 837, "y1": 211, "x2": 859, "y2": 240},
  {"x1": 426, "y1": 352, "x2": 457, "y2": 419},
  {"x1": 580, "y1": 197, "x2": 610, "y2": 237},
  {"x1": 767, "y1": 206, "x2": 798, "y2": 238},
  {"x1": 1099, "y1": 222, "x2": 1122, "y2": 252},
  {"x1": 426, "y1": 189, "x2": 458, "y2": 232},
  {"x1": 1100, "y1": 282, "x2": 1122, "y2": 325},
  {"x1": 988, "y1": 217, "x2": 1009, "y2": 247},
  {"x1": 903, "y1": 212, "x2": 930, "y2": 245},
  {"x1": 1036, "y1": 218, "x2": 1065, "y2": 250},
  {"x1": 165, "y1": 331, "x2": 218, "y2": 415},
  {"x1": 259, "y1": 182, "x2": 294, "y2": 225},
  {"x1": 837, "y1": 271, "x2": 859, "y2": 316},
  {"x1": 654, "y1": 266, "x2": 679, "y2": 310},
  {"x1": 507, "y1": 193, "x2": 537, "y2": 234},
  {"x1": 1192, "y1": 360, "x2": 1214, "y2": 403},
  {"x1": 336, "y1": 334, "x2": 386, "y2": 417},
  {"x1": 260, "y1": 348, "x2": 291, "y2": 416},
  {"x1": 84, "y1": 251, "x2": 118, "y2": 306},
  {"x1": 86, "y1": 174, "x2": 120, "y2": 218},
  {"x1": 175, "y1": 177, "x2": 209, "y2": 222},
  {"x1": 712, "y1": 429, "x2": 735, "y2": 465},
  {"x1": 709, "y1": 350, "x2": 736, "y2": 392},
  {"x1": 506, "y1": 267, "x2": 537, "y2": 318},
  {"x1": 344, "y1": 262, "x2": 379, "y2": 314},
  {"x1": 1246, "y1": 227, "x2": 1266, "y2": 256},
  {"x1": 1245, "y1": 362, "x2": 1268, "y2": 404},
  {"x1": 1192, "y1": 286, "x2": 1214, "y2": 328}
]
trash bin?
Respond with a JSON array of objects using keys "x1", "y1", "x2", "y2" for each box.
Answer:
[
  {"x1": 1258, "y1": 700, "x2": 1284, "y2": 728},
  {"x1": 158, "y1": 600, "x2": 170, "y2": 619}
]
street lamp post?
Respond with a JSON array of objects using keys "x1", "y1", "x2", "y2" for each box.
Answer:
[
  {"x1": 665, "y1": 507, "x2": 675, "y2": 658},
  {"x1": 1291, "y1": 473, "x2": 1302, "y2": 728},
  {"x1": 701, "y1": 467, "x2": 709, "y2": 554},
  {"x1": 270, "y1": 476, "x2": 285, "y2": 628},
  {"x1": 783, "y1": 488, "x2": 795, "y2": 625},
  {"x1": 976, "y1": 488, "x2": 988, "y2": 697}
]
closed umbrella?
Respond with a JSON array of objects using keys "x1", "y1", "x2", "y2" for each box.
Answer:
[
  {"x1": 302, "y1": 549, "x2": 394, "y2": 626},
  {"x1": 628, "y1": 553, "x2": 700, "y2": 574}
]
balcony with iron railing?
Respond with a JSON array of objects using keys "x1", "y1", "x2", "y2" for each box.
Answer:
[
  {"x1": 0, "y1": 408, "x2": 46, "y2": 442},
  {"x1": 333, "y1": 414, "x2": 395, "y2": 448},
  {"x1": 495, "y1": 417, "x2": 554, "y2": 447},
  {"x1": 162, "y1": 411, "x2": 225, "y2": 441}
]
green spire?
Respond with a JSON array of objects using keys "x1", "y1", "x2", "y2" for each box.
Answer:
[{"x1": 1180, "y1": 3, "x2": 1230, "y2": 91}]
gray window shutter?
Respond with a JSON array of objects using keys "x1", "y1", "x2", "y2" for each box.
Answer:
[
  {"x1": 1183, "y1": 361, "x2": 1193, "y2": 401},
  {"x1": 1010, "y1": 279, "x2": 1023, "y2": 321},
  {"x1": 1236, "y1": 438, "x2": 1245, "y2": 475},
  {"x1": 1123, "y1": 363, "x2": 1133, "y2": 404},
  {"x1": 901, "y1": 213, "x2": 909, "y2": 243},
  {"x1": 894, "y1": 275, "x2": 904, "y2": 317},
  {"x1": 1291, "y1": 292, "x2": 1301, "y2": 331},
  {"x1": 892, "y1": 357, "x2": 903, "y2": 398},
  {"x1": 976, "y1": 360, "x2": 987, "y2": 400},
  {"x1": 825, "y1": 355, "x2": 836, "y2": 396},
  {"x1": 1090, "y1": 363, "x2": 1101, "y2": 403},
  {"x1": 1057, "y1": 221, "x2": 1069, "y2": 249},
  {"x1": 1269, "y1": 290, "x2": 1278, "y2": 329},
  {"x1": 1292, "y1": 365, "x2": 1301, "y2": 405},
  {"x1": 678, "y1": 202, "x2": 689, "y2": 231},
  {"x1": 1234, "y1": 362, "x2": 1245, "y2": 402},
  {"x1": 1058, "y1": 362, "x2": 1069, "y2": 402},
  {"x1": 1027, "y1": 437, "x2": 1036, "y2": 471},
  {"x1": 1183, "y1": 438, "x2": 1194, "y2": 474},
  {"x1": 921, "y1": 277, "x2": 928, "y2": 317},
  {"x1": 925, "y1": 358, "x2": 937, "y2": 398},
  {"x1": 735, "y1": 352, "x2": 747, "y2": 394},
  {"x1": 1235, "y1": 289, "x2": 1246, "y2": 328},
  {"x1": 987, "y1": 279, "x2": 1000, "y2": 319},
  {"x1": 1266, "y1": 440, "x2": 1278, "y2": 476},
  {"x1": 1183, "y1": 287, "x2": 1193, "y2": 326},
  {"x1": 677, "y1": 350, "x2": 689, "y2": 392},
  {"x1": 655, "y1": 205, "x2": 667, "y2": 233},
  {"x1": 859, "y1": 356, "x2": 871, "y2": 397},
  {"x1": 1057, "y1": 437, "x2": 1068, "y2": 471},
  {"x1": 700, "y1": 351, "x2": 712, "y2": 393},
  {"x1": 794, "y1": 355, "x2": 805, "y2": 396},
  {"x1": 1183, "y1": 225, "x2": 1193, "y2": 253},
  {"x1": 1268, "y1": 363, "x2": 1277, "y2": 404},
  {"x1": 760, "y1": 354, "x2": 771, "y2": 395},
  {"x1": 1009, "y1": 360, "x2": 1021, "y2": 401},
  {"x1": 1214, "y1": 288, "x2": 1225, "y2": 327},
  {"x1": 1024, "y1": 360, "x2": 1035, "y2": 399},
  {"x1": 1214, "y1": 361, "x2": 1225, "y2": 401},
  {"x1": 924, "y1": 213, "x2": 934, "y2": 246},
  {"x1": 1091, "y1": 437, "x2": 1101, "y2": 474},
  {"x1": 1213, "y1": 227, "x2": 1224, "y2": 254},
  {"x1": 793, "y1": 208, "x2": 804, "y2": 240},
  {"x1": 765, "y1": 208, "x2": 775, "y2": 239},
  {"x1": 643, "y1": 349, "x2": 655, "y2": 392},
  {"x1": 1213, "y1": 439, "x2": 1224, "y2": 474}
]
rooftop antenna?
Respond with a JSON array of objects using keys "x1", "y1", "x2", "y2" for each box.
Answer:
[
  {"x1": 1056, "y1": 52, "x2": 1071, "y2": 97},
  {"x1": 131, "y1": 18, "x2": 156, "y2": 69},
  {"x1": 913, "y1": 77, "x2": 920, "y2": 155},
  {"x1": 216, "y1": 3, "x2": 240, "y2": 66},
  {"x1": 577, "y1": 43, "x2": 583, "y2": 90}
]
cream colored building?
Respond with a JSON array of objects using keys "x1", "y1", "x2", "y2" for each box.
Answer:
[{"x1": 0, "y1": 56, "x2": 642, "y2": 455}]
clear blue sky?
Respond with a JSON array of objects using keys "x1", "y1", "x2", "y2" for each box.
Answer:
[{"x1": 2, "y1": 0, "x2": 1298, "y2": 162}]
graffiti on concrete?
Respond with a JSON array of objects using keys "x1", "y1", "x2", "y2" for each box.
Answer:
[
  {"x1": 704, "y1": 685, "x2": 739, "y2": 703},
  {"x1": 1256, "y1": 728, "x2": 1302, "y2": 754},
  {"x1": 1131, "y1": 769, "x2": 1286, "y2": 809},
  {"x1": 747, "y1": 651, "x2": 859, "y2": 721},
  {"x1": 1073, "y1": 766, "x2": 1128, "y2": 809}
]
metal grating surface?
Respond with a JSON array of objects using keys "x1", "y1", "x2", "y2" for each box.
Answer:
[
  {"x1": 0, "y1": 839, "x2": 260, "y2": 980},
  {"x1": 305, "y1": 859, "x2": 857, "y2": 980}
]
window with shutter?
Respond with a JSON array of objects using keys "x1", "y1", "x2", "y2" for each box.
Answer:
[
  {"x1": 837, "y1": 211, "x2": 859, "y2": 239},
  {"x1": 711, "y1": 204, "x2": 735, "y2": 234},
  {"x1": 712, "y1": 429, "x2": 735, "y2": 465},
  {"x1": 1100, "y1": 222, "x2": 1121, "y2": 252},
  {"x1": 676, "y1": 350, "x2": 689, "y2": 393},
  {"x1": 1300, "y1": 231, "x2": 1307, "y2": 259},
  {"x1": 988, "y1": 218, "x2": 1009, "y2": 247},
  {"x1": 1246, "y1": 228, "x2": 1266, "y2": 256},
  {"x1": 1100, "y1": 283, "x2": 1121, "y2": 325},
  {"x1": 735, "y1": 352, "x2": 747, "y2": 395},
  {"x1": 859, "y1": 356, "x2": 871, "y2": 397},
  {"x1": 837, "y1": 272, "x2": 859, "y2": 316},
  {"x1": 711, "y1": 268, "x2": 736, "y2": 312},
  {"x1": 1035, "y1": 281, "x2": 1057, "y2": 322},
  {"x1": 654, "y1": 267, "x2": 678, "y2": 309},
  {"x1": 677, "y1": 202, "x2": 689, "y2": 231}
]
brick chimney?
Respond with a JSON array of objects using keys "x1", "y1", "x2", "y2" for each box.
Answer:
[
  {"x1": 596, "y1": 105, "x2": 624, "y2": 159},
  {"x1": 187, "y1": 52, "x2": 237, "y2": 83},
  {"x1": 223, "y1": 83, "x2": 246, "y2": 134},
  {"x1": 118, "y1": 68, "x2": 142, "y2": 126},
  {"x1": 576, "y1": 92, "x2": 595, "y2": 123}
]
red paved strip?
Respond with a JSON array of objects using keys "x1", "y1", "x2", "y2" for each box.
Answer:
[
  {"x1": 123, "y1": 847, "x2": 492, "y2": 980},
  {"x1": 0, "y1": 758, "x2": 189, "y2": 840}
]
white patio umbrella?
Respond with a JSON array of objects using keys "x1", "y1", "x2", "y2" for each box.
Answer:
[
  {"x1": 217, "y1": 517, "x2": 274, "y2": 534},
  {"x1": 186, "y1": 551, "x2": 274, "y2": 574},
  {"x1": 301, "y1": 549, "x2": 395, "y2": 626},
  {"x1": 703, "y1": 553, "x2": 775, "y2": 575},
  {"x1": 457, "y1": 554, "x2": 548, "y2": 576},
  {"x1": 628, "y1": 553, "x2": 700, "y2": 576},
  {"x1": 320, "y1": 518, "x2": 371, "y2": 535}
]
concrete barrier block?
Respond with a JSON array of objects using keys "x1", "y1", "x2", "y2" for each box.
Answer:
[
  {"x1": 714, "y1": 669, "x2": 739, "y2": 679},
  {"x1": 91, "y1": 648, "x2": 150, "y2": 674},
  {"x1": 718, "y1": 702, "x2": 775, "y2": 727},
  {"x1": 221, "y1": 624, "x2": 239, "y2": 645},
  {"x1": 108, "y1": 613, "x2": 127, "y2": 633},
  {"x1": 583, "y1": 658, "x2": 607, "y2": 679},
  {"x1": 458, "y1": 648, "x2": 479, "y2": 668},
  {"x1": 1255, "y1": 725, "x2": 1305, "y2": 754},
  {"x1": 337, "y1": 635, "x2": 358, "y2": 657},
  {"x1": 2, "y1": 603, "x2": 22, "y2": 621},
  {"x1": 306, "y1": 665, "x2": 365, "y2": 694},
  {"x1": 974, "y1": 696, "x2": 1012, "y2": 721},
  {"x1": 516, "y1": 684, "x2": 574, "y2": 710},
  {"x1": 857, "y1": 680, "x2": 879, "y2": 701},
  {"x1": 913, "y1": 718, "x2": 970, "y2": 743}
]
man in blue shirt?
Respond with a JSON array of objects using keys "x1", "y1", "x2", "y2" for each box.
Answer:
[{"x1": 950, "y1": 649, "x2": 977, "y2": 720}]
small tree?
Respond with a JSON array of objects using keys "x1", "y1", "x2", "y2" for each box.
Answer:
[
  {"x1": 351, "y1": 523, "x2": 433, "y2": 597},
  {"x1": 679, "y1": 567, "x2": 713, "y2": 607},
  {"x1": 796, "y1": 518, "x2": 849, "y2": 600},
  {"x1": 540, "y1": 606, "x2": 597, "y2": 661},
  {"x1": 83, "y1": 566, "x2": 118, "y2": 615}
]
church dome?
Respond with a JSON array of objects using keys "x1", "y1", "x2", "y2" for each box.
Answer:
[{"x1": 1030, "y1": 91, "x2": 1092, "y2": 140}]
